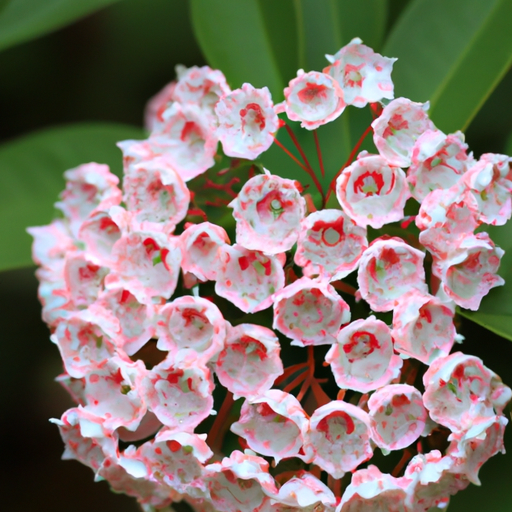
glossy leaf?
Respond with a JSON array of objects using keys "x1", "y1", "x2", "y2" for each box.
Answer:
[
  {"x1": 0, "y1": 123, "x2": 144, "y2": 272},
  {"x1": 458, "y1": 222, "x2": 512, "y2": 341},
  {"x1": 189, "y1": 0, "x2": 286, "y2": 98},
  {"x1": 384, "y1": 0, "x2": 512, "y2": 133},
  {"x1": 0, "y1": 0, "x2": 125, "y2": 52}
]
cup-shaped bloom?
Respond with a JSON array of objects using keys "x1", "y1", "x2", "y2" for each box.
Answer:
[
  {"x1": 215, "y1": 244, "x2": 285, "y2": 313},
  {"x1": 294, "y1": 209, "x2": 368, "y2": 280},
  {"x1": 138, "y1": 429, "x2": 213, "y2": 498},
  {"x1": 422, "y1": 352, "x2": 512, "y2": 434},
  {"x1": 304, "y1": 401, "x2": 373, "y2": 479},
  {"x1": 408, "y1": 130, "x2": 471, "y2": 202},
  {"x1": 83, "y1": 355, "x2": 147, "y2": 432},
  {"x1": 51, "y1": 407, "x2": 118, "y2": 473},
  {"x1": 142, "y1": 359, "x2": 214, "y2": 432},
  {"x1": 338, "y1": 465, "x2": 410, "y2": 512},
  {"x1": 431, "y1": 232, "x2": 504, "y2": 311},
  {"x1": 78, "y1": 210, "x2": 122, "y2": 266},
  {"x1": 231, "y1": 390, "x2": 309, "y2": 464},
  {"x1": 173, "y1": 64, "x2": 231, "y2": 114},
  {"x1": 156, "y1": 295, "x2": 226, "y2": 365},
  {"x1": 273, "y1": 277, "x2": 351, "y2": 346},
  {"x1": 122, "y1": 159, "x2": 190, "y2": 231},
  {"x1": 144, "y1": 80, "x2": 176, "y2": 131},
  {"x1": 205, "y1": 450, "x2": 277, "y2": 512},
  {"x1": 51, "y1": 309, "x2": 118, "y2": 378},
  {"x1": 357, "y1": 237, "x2": 427, "y2": 312},
  {"x1": 281, "y1": 70, "x2": 345, "y2": 129},
  {"x1": 463, "y1": 153, "x2": 512, "y2": 226},
  {"x1": 324, "y1": 37, "x2": 396, "y2": 107},
  {"x1": 447, "y1": 415, "x2": 507, "y2": 485},
  {"x1": 96, "y1": 453, "x2": 176, "y2": 510},
  {"x1": 391, "y1": 291, "x2": 457, "y2": 365},
  {"x1": 89, "y1": 287, "x2": 156, "y2": 356},
  {"x1": 28, "y1": 219, "x2": 75, "y2": 268},
  {"x1": 229, "y1": 171, "x2": 306, "y2": 254},
  {"x1": 404, "y1": 450, "x2": 469, "y2": 511},
  {"x1": 215, "y1": 83, "x2": 279, "y2": 159},
  {"x1": 150, "y1": 102, "x2": 218, "y2": 181},
  {"x1": 63, "y1": 252, "x2": 108, "y2": 307},
  {"x1": 105, "y1": 225, "x2": 182, "y2": 305},
  {"x1": 325, "y1": 315, "x2": 402, "y2": 392},
  {"x1": 336, "y1": 153, "x2": 409, "y2": 228},
  {"x1": 368, "y1": 384, "x2": 427, "y2": 451},
  {"x1": 55, "y1": 162, "x2": 122, "y2": 237},
  {"x1": 180, "y1": 222, "x2": 230, "y2": 282},
  {"x1": 263, "y1": 472, "x2": 336, "y2": 511},
  {"x1": 372, "y1": 98, "x2": 435, "y2": 167},
  {"x1": 417, "y1": 186, "x2": 480, "y2": 261},
  {"x1": 215, "y1": 323, "x2": 283, "y2": 400}
]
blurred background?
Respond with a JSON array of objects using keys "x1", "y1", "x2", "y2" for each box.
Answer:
[{"x1": 1, "y1": 1, "x2": 512, "y2": 510}]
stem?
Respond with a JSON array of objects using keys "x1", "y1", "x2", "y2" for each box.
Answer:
[
  {"x1": 283, "y1": 124, "x2": 325, "y2": 202},
  {"x1": 330, "y1": 280, "x2": 357, "y2": 297},
  {"x1": 310, "y1": 378, "x2": 331, "y2": 407},
  {"x1": 275, "y1": 362, "x2": 308, "y2": 385},
  {"x1": 284, "y1": 123, "x2": 314, "y2": 173},
  {"x1": 325, "y1": 123, "x2": 373, "y2": 203},
  {"x1": 391, "y1": 448, "x2": 414, "y2": 477},
  {"x1": 272, "y1": 135, "x2": 310, "y2": 173},
  {"x1": 283, "y1": 369, "x2": 308, "y2": 393},
  {"x1": 209, "y1": 391, "x2": 234, "y2": 453},
  {"x1": 313, "y1": 130, "x2": 325, "y2": 178},
  {"x1": 328, "y1": 474, "x2": 342, "y2": 497}
]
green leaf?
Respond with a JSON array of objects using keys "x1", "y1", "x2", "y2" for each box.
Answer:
[
  {"x1": 384, "y1": 0, "x2": 512, "y2": 133},
  {"x1": 189, "y1": 0, "x2": 286, "y2": 98},
  {"x1": 0, "y1": 0, "x2": 124, "y2": 53},
  {"x1": 0, "y1": 123, "x2": 144, "y2": 272},
  {"x1": 458, "y1": 222, "x2": 512, "y2": 341}
]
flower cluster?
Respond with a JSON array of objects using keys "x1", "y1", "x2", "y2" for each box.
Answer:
[{"x1": 30, "y1": 37, "x2": 511, "y2": 512}]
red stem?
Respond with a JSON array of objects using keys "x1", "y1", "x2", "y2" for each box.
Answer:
[
  {"x1": 275, "y1": 362, "x2": 308, "y2": 385},
  {"x1": 209, "y1": 391, "x2": 234, "y2": 453},
  {"x1": 330, "y1": 280, "x2": 357, "y2": 297},
  {"x1": 283, "y1": 370, "x2": 308, "y2": 393},
  {"x1": 325, "y1": 124, "x2": 373, "y2": 203},
  {"x1": 272, "y1": 135, "x2": 310, "y2": 173},
  {"x1": 313, "y1": 130, "x2": 325, "y2": 178}
]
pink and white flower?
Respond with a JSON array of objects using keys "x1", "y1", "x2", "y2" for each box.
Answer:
[
  {"x1": 432, "y1": 232, "x2": 504, "y2": 310},
  {"x1": 156, "y1": 295, "x2": 226, "y2": 364},
  {"x1": 273, "y1": 276, "x2": 351, "y2": 346},
  {"x1": 215, "y1": 83, "x2": 279, "y2": 159},
  {"x1": 357, "y1": 237, "x2": 427, "y2": 312},
  {"x1": 336, "y1": 153, "x2": 409, "y2": 228},
  {"x1": 368, "y1": 384, "x2": 427, "y2": 451},
  {"x1": 180, "y1": 222, "x2": 230, "y2": 282},
  {"x1": 372, "y1": 98, "x2": 435, "y2": 167},
  {"x1": 408, "y1": 130, "x2": 472, "y2": 201},
  {"x1": 325, "y1": 315, "x2": 402, "y2": 392},
  {"x1": 304, "y1": 401, "x2": 373, "y2": 479},
  {"x1": 294, "y1": 209, "x2": 368, "y2": 280},
  {"x1": 229, "y1": 171, "x2": 305, "y2": 254},
  {"x1": 422, "y1": 352, "x2": 512, "y2": 434},
  {"x1": 324, "y1": 37, "x2": 396, "y2": 108},
  {"x1": 231, "y1": 390, "x2": 309, "y2": 463},
  {"x1": 215, "y1": 244, "x2": 285, "y2": 313},
  {"x1": 215, "y1": 323, "x2": 283, "y2": 399},
  {"x1": 280, "y1": 70, "x2": 345, "y2": 129},
  {"x1": 391, "y1": 291, "x2": 457, "y2": 364}
]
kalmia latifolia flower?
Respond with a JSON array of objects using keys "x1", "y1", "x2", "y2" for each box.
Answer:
[
  {"x1": 229, "y1": 170, "x2": 306, "y2": 254},
  {"x1": 324, "y1": 37, "x2": 396, "y2": 107},
  {"x1": 278, "y1": 69, "x2": 345, "y2": 129},
  {"x1": 294, "y1": 209, "x2": 368, "y2": 280},
  {"x1": 30, "y1": 37, "x2": 511, "y2": 512},
  {"x1": 215, "y1": 83, "x2": 279, "y2": 159},
  {"x1": 336, "y1": 152, "x2": 409, "y2": 228}
]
